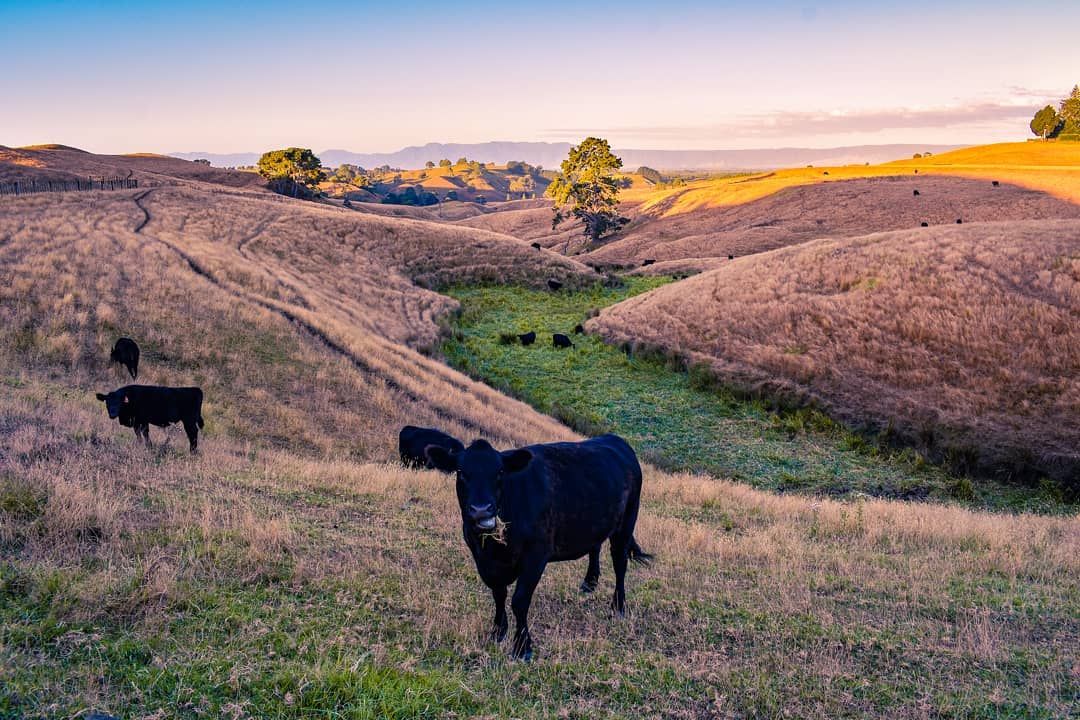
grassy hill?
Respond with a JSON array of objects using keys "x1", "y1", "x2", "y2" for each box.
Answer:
[
  {"x1": 591, "y1": 221, "x2": 1080, "y2": 490},
  {"x1": 0, "y1": 147, "x2": 1077, "y2": 718}
]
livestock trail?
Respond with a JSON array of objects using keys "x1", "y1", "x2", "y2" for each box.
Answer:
[{"x1": 0, "y1": 176, "x2": 138, "y2": 196}]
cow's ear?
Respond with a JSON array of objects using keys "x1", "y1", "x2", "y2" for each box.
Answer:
[
  {"x1": 122, "y1": 394, "x2": 129, "y2": 404},
  {"x1": 424, "y1": 445, "x2": 459, "y2": 473},
  {"x1": 500, "y1": 448, "x2": 532, "y2": 475},
  {"x1": 96, "y1": 393, "x2": 107, "y2": 401}
]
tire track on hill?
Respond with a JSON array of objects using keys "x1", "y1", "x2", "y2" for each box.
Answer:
[{"x1": 129, "y1": 190, "x2": 486, "y2": 434}]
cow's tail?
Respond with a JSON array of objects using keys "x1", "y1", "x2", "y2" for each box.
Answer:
[
  {"x1": 628, "y1": 535, "x2": 653, "y2": 566},
  {"x1": 197, "y1": 415, "x2": 205, "y2": 429}
]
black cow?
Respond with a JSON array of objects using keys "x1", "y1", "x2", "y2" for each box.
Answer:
[
  {"x1": 573, "y1": 324, "x2": 584, "y2": 334},
  {"x1": 913, "y1": 189, "x2": 920, "y2": 197},
  {"x1": 823, "y1": 171, "x2": 829, "y2": 176},
  {"x1": 553, "y1": 333, "x2": 573, "y2": 348},
  {"x1": 518, "y1": 331, "x2": 536, "y2": 346},
  {"x1": 96, "y1": 385, "x2": 204, "y2": 452},
  {"x1": 425, "y1": 434, "x2": 651, "y2": 661},
  {"x1": 547, "y1": 279, "x2": 563, "y2": 291},
  {"x1": 956, "y1": 218, "x2": 963, "y2": 224},
  {"x1": 110, "y1": 337, "x2": 140, "y2": 379},
  {"x1": 728, "y1": 254, "x2": 734, "y2": 260},
  {"x1": 921, "y1": 222, "x2": 929, "y2": 227},
  {"x1": 992, "y1": 180, "x2": 1000, "y2": 187},
  {"x1": 641, "y1": 259, "x2": 655, "y2": 266},
  {"x1": 531, "y1": 242, "x2": 542, "y2": 250},
  {"x1": 399, "y1": 425, "x2": 464, "y2": 471}
]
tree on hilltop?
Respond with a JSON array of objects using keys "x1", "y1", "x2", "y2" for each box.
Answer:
[
  {"x1": 438, "y1": 158, "x2": 452, "y2": 167},
  {"x1": 257, "y1": 148, "x2": 325, "y2": 198},
  {"x1": 548, "y1": 137, "x2": 628, "y2": 243},
  {"x1": 1031, "y1": 105, "x2": 1062, "y2": 139},
  {"x1": 425, "y1": 160, "x2": 435, "y2": 169}
]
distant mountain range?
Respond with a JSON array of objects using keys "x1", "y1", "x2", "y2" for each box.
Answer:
[{"x1": 171, "y1": 142, "x2": 965, "y2": 172}]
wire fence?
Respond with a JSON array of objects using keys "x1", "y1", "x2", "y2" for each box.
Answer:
[{"x1": 0, "y1": 177, "x2": 139, "y2": 196}]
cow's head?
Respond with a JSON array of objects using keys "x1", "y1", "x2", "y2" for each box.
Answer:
[
  {"x1": 426, "y1": 439, "x2": 532, "y2": 532},
  {"x1": 95, "y1": 389, "x2": 130, "y2": 419}
]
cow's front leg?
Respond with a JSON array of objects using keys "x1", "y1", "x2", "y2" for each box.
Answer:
[
  {"x1": 510, "y1": 556, "x2": 547, "y2": 661},
  {"x1": 490, "y1": 584, "x2": 508, "y2": 642},
  {"x1": 135, "y1": 424, "x2": 152, "y2": 447}
]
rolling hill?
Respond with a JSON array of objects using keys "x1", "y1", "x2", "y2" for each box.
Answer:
[{"x1": 590, "y1": 220, "x2": 1080, "y2": 488}]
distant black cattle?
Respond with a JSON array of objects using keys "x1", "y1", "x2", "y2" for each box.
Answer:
[
  {"x1": 992, "y1": 181, "x2": 1000, "y2": 187},
  {"x1": 728, "y1": 255, "x2": 734, "y2": 260},
  {"x1": 914, "y1": 169, "x2": 919, "y2": 174},
  {"x1": 518, "y1": 331, "x2": 536, "y2": 346},
  {"x1": 547, "y1": 279, "x2": 563, "y2": 291},
  {"x1": 96, "y1": 385, "x2": 204, "y2": 452},
  {"x1": 110, "y1": 337, "x2": 140, "y2": 379},
  {"x1": 823, "y1": 171, "x2": 829, "y2": 176},
  {"x1": 641, "y1": 259, "x2": 655, "y2": 266},
  {"x1": 399, "y1": 426, "x2": 464, "y2": 471},
  {"x1": 553, "y1": 333, "x2": 573, "y2": 348},
  {"x1": 531, "y1": 242, "x2": 542, "y2": 250},
  {"x1": 573, "y1": 324, "x2": 584, "y2": 334},
  {"x1": 956, "y1": 218, "x2": 963, "y2": 224},
  {"x1": 921, "y1": 222, "x2": 929, "y2": 227},
  {"x1": 425, "y1": 434, "x2": 651, "y2": 661},
  {"x1": 913, "y1": 189, "x2": 920, "y2": 197}
]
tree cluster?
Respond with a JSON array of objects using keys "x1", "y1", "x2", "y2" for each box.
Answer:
[{"x1": 1030, "y1": 85, "x2": 1080, "y2": 139}]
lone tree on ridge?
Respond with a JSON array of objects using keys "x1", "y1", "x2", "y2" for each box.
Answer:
[{"x1": 547, "y1": 136, "x2": 628, "y2": 244}]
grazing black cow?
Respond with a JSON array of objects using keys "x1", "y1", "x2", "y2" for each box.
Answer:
[
  {"x1": 96, "y1": 385, "x2": 204, "y2": 452},
  {"x1": 914, "y1": 169, "x2": 919, "y2": 174},
  {"x1": 518, "y1": 331, "x2": 536, "y2": 346},
  {"x1": 547, "y1": 279, "x2": 563, "y2": 291},
  {"x1": 913, "y1": 189, "x2": 920, "y2": 196},
  {"x1": 552, "y1": 333, "x2": 573, "y2": 348},
  {"x1": 823, "y1": 171, "x2": 829, "y2": 176},
  {"x1": 728, "y1": 255, "x2": 734, "y2": 260},
  {"x1": 992, "y1": 180, "x2": 1000, "y2": 187},
  {"x1": 425, "y1": 434, "x2": 651, "y2": 660},
  {"x1": 956, "y1": 218, "x2": 963, "y2": 224},
  {"x1": 641, "y1": 259, "x2": 655, "y2": 266},
  {"x1": 573, "y1": 324, "x2": 584, "y2": 334},
  {"x1": 921, "y1": 222, "x2": 929, "y2": 227},
  {"x1": 110, "y1": 337, "x2": 140, "y2": 379},
  {"x1": 531, "y1": 242, "x2": 542, "y2": 250},
  {"x1": 399, "y1": 425, "x2": 464, "y2": 471}
]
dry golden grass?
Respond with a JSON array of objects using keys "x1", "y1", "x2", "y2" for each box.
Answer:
[{"x1": 591, "y1": 220, "x2": 1080, "y2": 485}]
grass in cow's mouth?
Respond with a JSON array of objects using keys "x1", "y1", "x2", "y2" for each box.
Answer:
[{"x1": 479, "y1": 516, "x2": 510, "y2": 546}]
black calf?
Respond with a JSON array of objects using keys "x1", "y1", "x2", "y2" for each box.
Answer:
[{"x1": 110, "y1": 337, "x2": 140, "y2": 379}]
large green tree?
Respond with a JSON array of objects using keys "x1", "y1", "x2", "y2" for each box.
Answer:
[
  {"x1": 1030, "y1": 105, "x2": 1061, "y2": 139},
  {"x1": 257, "y1": 148, "x2": 325, "y2": 197},
  {"x1": 547, "y1": 137, "x2": 628, "y2": 243},
  {"x1": 1059, "y1": 85, "x2": 1080, "y2": 134}
]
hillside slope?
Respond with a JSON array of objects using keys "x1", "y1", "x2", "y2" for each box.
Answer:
[
  {"x1": 0, "y1": 183, "x2": 594, "y2": 456},
  {"x1": 591, "y1": 220, "x2": 1080, "y2": 487},
  {"x1": 582, "y1": 175, "x2": 1080, "y2": 266},
  {"x1": 0, "y1": 144, "x2": 266, "y2": 190}
]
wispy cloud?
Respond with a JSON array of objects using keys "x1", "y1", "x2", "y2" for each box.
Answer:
[{"x1": 543, "y1": 98, "x2": 1050, "y2": 143}]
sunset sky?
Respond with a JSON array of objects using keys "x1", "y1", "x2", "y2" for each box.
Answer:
[{"x1": 3, "y1": 0, "x2": 1079, "y2": 153}]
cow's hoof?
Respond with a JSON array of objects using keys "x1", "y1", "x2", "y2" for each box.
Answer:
[
  {"x1": 490, "y1": 625, "x2": 508, "y2": 643},
  {"x1": 579, "y1": 578, "x2": 598, "y2": 594},
  {"x1": 512, "y1": 647, "x2": 534, "y2": 663}
]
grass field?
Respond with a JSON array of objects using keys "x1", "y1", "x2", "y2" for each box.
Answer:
[
  {"x1": 3, "y1": 380, "x2": 1077, "y2": 719},
  {"x1": 439, "y1": 281, "x2": 1071, "y2": 514}
]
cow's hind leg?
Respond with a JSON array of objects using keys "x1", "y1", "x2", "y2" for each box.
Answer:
[
  {"x1": 182, "y1": 418, "x2": 199, "y2": 454},
  {"x1": 510, "y1": 557, "x2": 547, "y2": 661},
  {"x1": 580, "y1": 546, "x2": 601, "y2": 593},
  {"x1": 609, "y1": 536, "x2": 629, "y2": 616},
  {"x1": 490, "y1": 584, "x2": 508, "y2": 642},
  {"x1": 135, "y1": 424, "x2": 152, "y2": 448}
]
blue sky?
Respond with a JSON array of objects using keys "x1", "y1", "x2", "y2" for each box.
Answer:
[{"x1": 2, "y1": 0, "x2": 1079, "y2": 153}]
